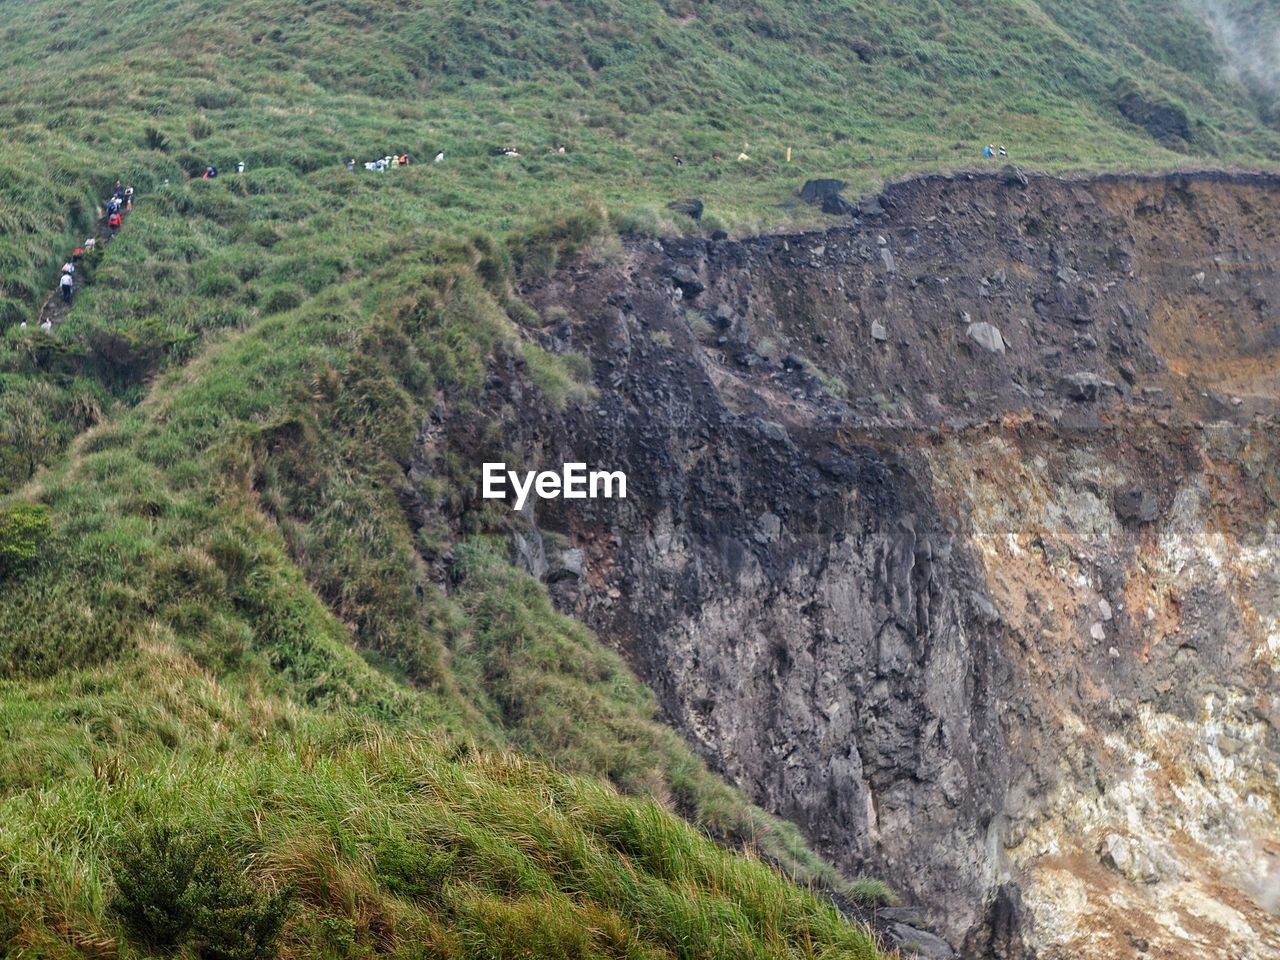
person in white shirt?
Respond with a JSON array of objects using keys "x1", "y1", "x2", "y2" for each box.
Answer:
[
  {"x1": 60, "y1": 272, "x2": 74, "y2": 304},
  {"x1": 435, "y1": 151, "x2": 445, "y2": 162},
  {"x1": 62, "y1": 262, "x2": 75, "y2": 275}
]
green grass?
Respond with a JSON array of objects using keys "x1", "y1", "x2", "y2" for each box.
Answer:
[{"x1": 0, "y1": 0, "x2": 1277, "y2": 953}]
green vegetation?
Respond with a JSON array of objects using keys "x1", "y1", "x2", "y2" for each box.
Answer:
[
  {"x1": 0, "y1": 502, "x2": 50, "y2": 577},
  {"x1": 0, "y1": 0, "x2": 1276, "y2": 954}
]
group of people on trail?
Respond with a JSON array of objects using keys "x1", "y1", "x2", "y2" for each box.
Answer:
[
  {"x1": 50, "y1": 180, "x2": 133, "y2": 311},
  {"x1": 983, "y1": 144, "x2": 1009, "y2": 159},
  {"x1": 355, "y1": 153, "x2": 413, "y2": 172},
  {"x1": 343, "y1": 144, "x2": 569, "y2": 172}
]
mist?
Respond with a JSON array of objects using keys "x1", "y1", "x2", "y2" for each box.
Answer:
[{"x1": 1185, "y1": 0, "x2": 1280, "y2": 117}]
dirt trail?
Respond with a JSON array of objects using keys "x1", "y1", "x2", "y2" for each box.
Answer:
[{"x1": 36, "y1": 203, "x2": 131, "y2": 329}]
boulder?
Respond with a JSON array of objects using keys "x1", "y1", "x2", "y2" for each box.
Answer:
[
  {"x1": 871, "y1": 320, "x2": 889, "y2": 342},
  {"x1": 548, "y1": 548, "x2": 585, "y2": 583},
  {"x1": 1060, "y1": 371, "x2": 1103, "y2": 402},
  {"x1": 1097, "y1": 833, "x2": 1181, "y2": 885},
  {"x1": 667, "y1": 198, "x2": 704, "y2": 222},
  {"x1": 670, "y1": 265, "x2": 704, "y2": 300},
  {"x1": 799, "y1": 179, "x2": 847, "y2": 203},
  {"x1": 966, "y1": 322, "x2": 1006, "y2": 355},
  {"x1": 753, "y1": 511, "x2": 782, "y2": 544},
  {"x1": 850, "y1": 36, "x2": 878, "y2": 63},
  {"x1": 1115, "y1": 487, "x2": 1159, "y2": 524},
  {"x1": 822, "y1": 193, "x2": 858, "y2": 216},
  {"x1": 858, "y1": 195, "x2": 886, "y2": 218},
  {"x1": 1117, "y1": 89, "x2": 1192, "y2": 145},
  {"x1": 1000, "y1": 164, "x2": 1029, "y2": 188},
  {"x1": 886, "y1": 923, "x2": 957, "y2": 960}
]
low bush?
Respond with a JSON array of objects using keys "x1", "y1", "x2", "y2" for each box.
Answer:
[
  {"x1": 109, "y1": 823, "x2": 293, "y2": 960},
  {"x1": 0, "y1": 502, "x2": 49, "y2": 577}
]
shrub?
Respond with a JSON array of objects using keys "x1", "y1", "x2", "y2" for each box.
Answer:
[
  {"x1": 0, "y1": 502, "x2": 48, "y2": 577},
  {"x1": 109, "y1": 823, "x2": 292, "y2": 960}
]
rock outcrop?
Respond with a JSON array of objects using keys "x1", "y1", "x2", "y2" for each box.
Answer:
[{"x1": 415, "y1": 171, "x2": 1280, "y2": 959}]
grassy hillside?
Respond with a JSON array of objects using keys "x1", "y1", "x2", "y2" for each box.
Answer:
[{"x1": 1, "y1": 0, "x2": 1277, "y2": 955}]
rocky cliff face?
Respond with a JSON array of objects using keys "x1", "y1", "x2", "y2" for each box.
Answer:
[{"x1": 418, "y1": 171, "x2": 1280, "y2": 958}]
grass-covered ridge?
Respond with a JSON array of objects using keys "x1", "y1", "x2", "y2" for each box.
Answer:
[
  {"x1": 1, "y1": 0, "x2": 1277, "y2": 954},
  {"x1": 0, "y1": 239, "x2": 885, "y2": 955},
  {"x1": 3, "y1": 0, "x2": 1278, "y2": 482}
]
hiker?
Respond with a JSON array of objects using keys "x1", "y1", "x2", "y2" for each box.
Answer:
[
  {"x1": 108, "y1": 211, "x2": 123, "y2": 232},
  {"x1": 107, "y1": 196, "x2": 121, "y2": 215},
  {"x1": 60, "y1": 272, "x2": 74, "y2": 304},
  {"x1": 72, "y1": 246, "x2": 85, "y2": 263},
  {"x1": 346, "y1": 158, "x2": 356, "y2": 172},
  {"x1": 237, "y1": 161, "x2": 245, "y2": 174},
  {"x1": 84, "y1": 237, "x2": 96, "y2": 251},
  {"x1": 41, "y1": 318, "x2": 52, "y2": 332},
  {"x1": 434, "y1": 150, "x2": 445, "y2": 163},
  {"x1": 557, "y1": 145, "x2": 566, "y2": 154},
  {"x1": 998, "y1": 145, "x2": 1008, "y2": 157},
  {"x1": 124, "y1": 186, "x2": 134, "y2": 210},
  {"x1": 983, "y1": 144, "x2": 994, "y2": 158},
  {"x1": 113, "y1": 180, "x2": 124, "y2": 199},
  {"x1": 673, "y1": 155, "x2": 684, "y2": 167},
  {"x1": 203, "y1": 164, "x2": 218, "y2": 179},
  {"x1": 398, "y1": 154, "x2": 409, "y2": 166},
  {"x1": 61, "y1": 260, "x2": 75, "y2": 275},
  {"x1": 502, "y1": 147, "x2": 520, "y2": 157}
]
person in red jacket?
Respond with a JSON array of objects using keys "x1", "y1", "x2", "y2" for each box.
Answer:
[{"x1": 108, "y1": 211, "x2": 123, "y2": 232}]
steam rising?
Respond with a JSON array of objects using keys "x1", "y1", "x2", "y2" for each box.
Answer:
[{"x1": 1185, "y1": 1, "x2": 1280, "y2": 117}]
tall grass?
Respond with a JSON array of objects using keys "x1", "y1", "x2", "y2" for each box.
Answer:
[{"x1": 0, "y1": 0, "x2": 1276, "y2": 951}]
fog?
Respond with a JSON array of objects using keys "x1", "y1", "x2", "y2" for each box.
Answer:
[{"x1": 1186, "y1": 1, "x2": 1280, "y2": 111}]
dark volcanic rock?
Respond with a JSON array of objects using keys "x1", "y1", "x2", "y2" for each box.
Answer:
[
  {"x1": 670, "y1": 264, "x2": 705, "y2": 300},
  {"x1": 851, "y1": 36, "x2": 878, "y2": 63},
  {"x1": 822, "y1": 193, "x2": 858, "y2": 216},
  {"x1": 887, "y1": 922, "x2": 958, "y2": 959},
  {"x1": 801, "y1": 179, "x2": 858, "y2": 217},
  {"x1": 1060, "y1": 371, "x2": 1103, "y2": 402},
  {"x1": 1001, "y1": 164, "x2": 1029, "y2": 188},
  {"x1": 1115, "y1": 487, "x2": 1159, "y2": 524},
  {"x1": 800, "y1": 179, "x2": 848, "y2": 203},
  {"x1": 667, "y1": 198, "x2": 704, "y2": 222},
  {"x1": 414, "y1": 169, "x2": 1280, "y2": 958},
  {"x1": 1117, "y1": 89, "x2": 1193, "y2": 145}
]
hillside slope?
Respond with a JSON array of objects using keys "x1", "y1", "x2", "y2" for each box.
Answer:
[{"x1": 2, "y1": 2, "x2": 1280, "y2": 958}]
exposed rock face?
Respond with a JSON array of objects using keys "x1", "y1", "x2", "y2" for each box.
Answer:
[
  {"x1": 418, "y1": 171, "x2": 1280, "y2": 958},
  {"x1": 1116, "y1": 89, "x2": 1193, "y2": 146}
]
